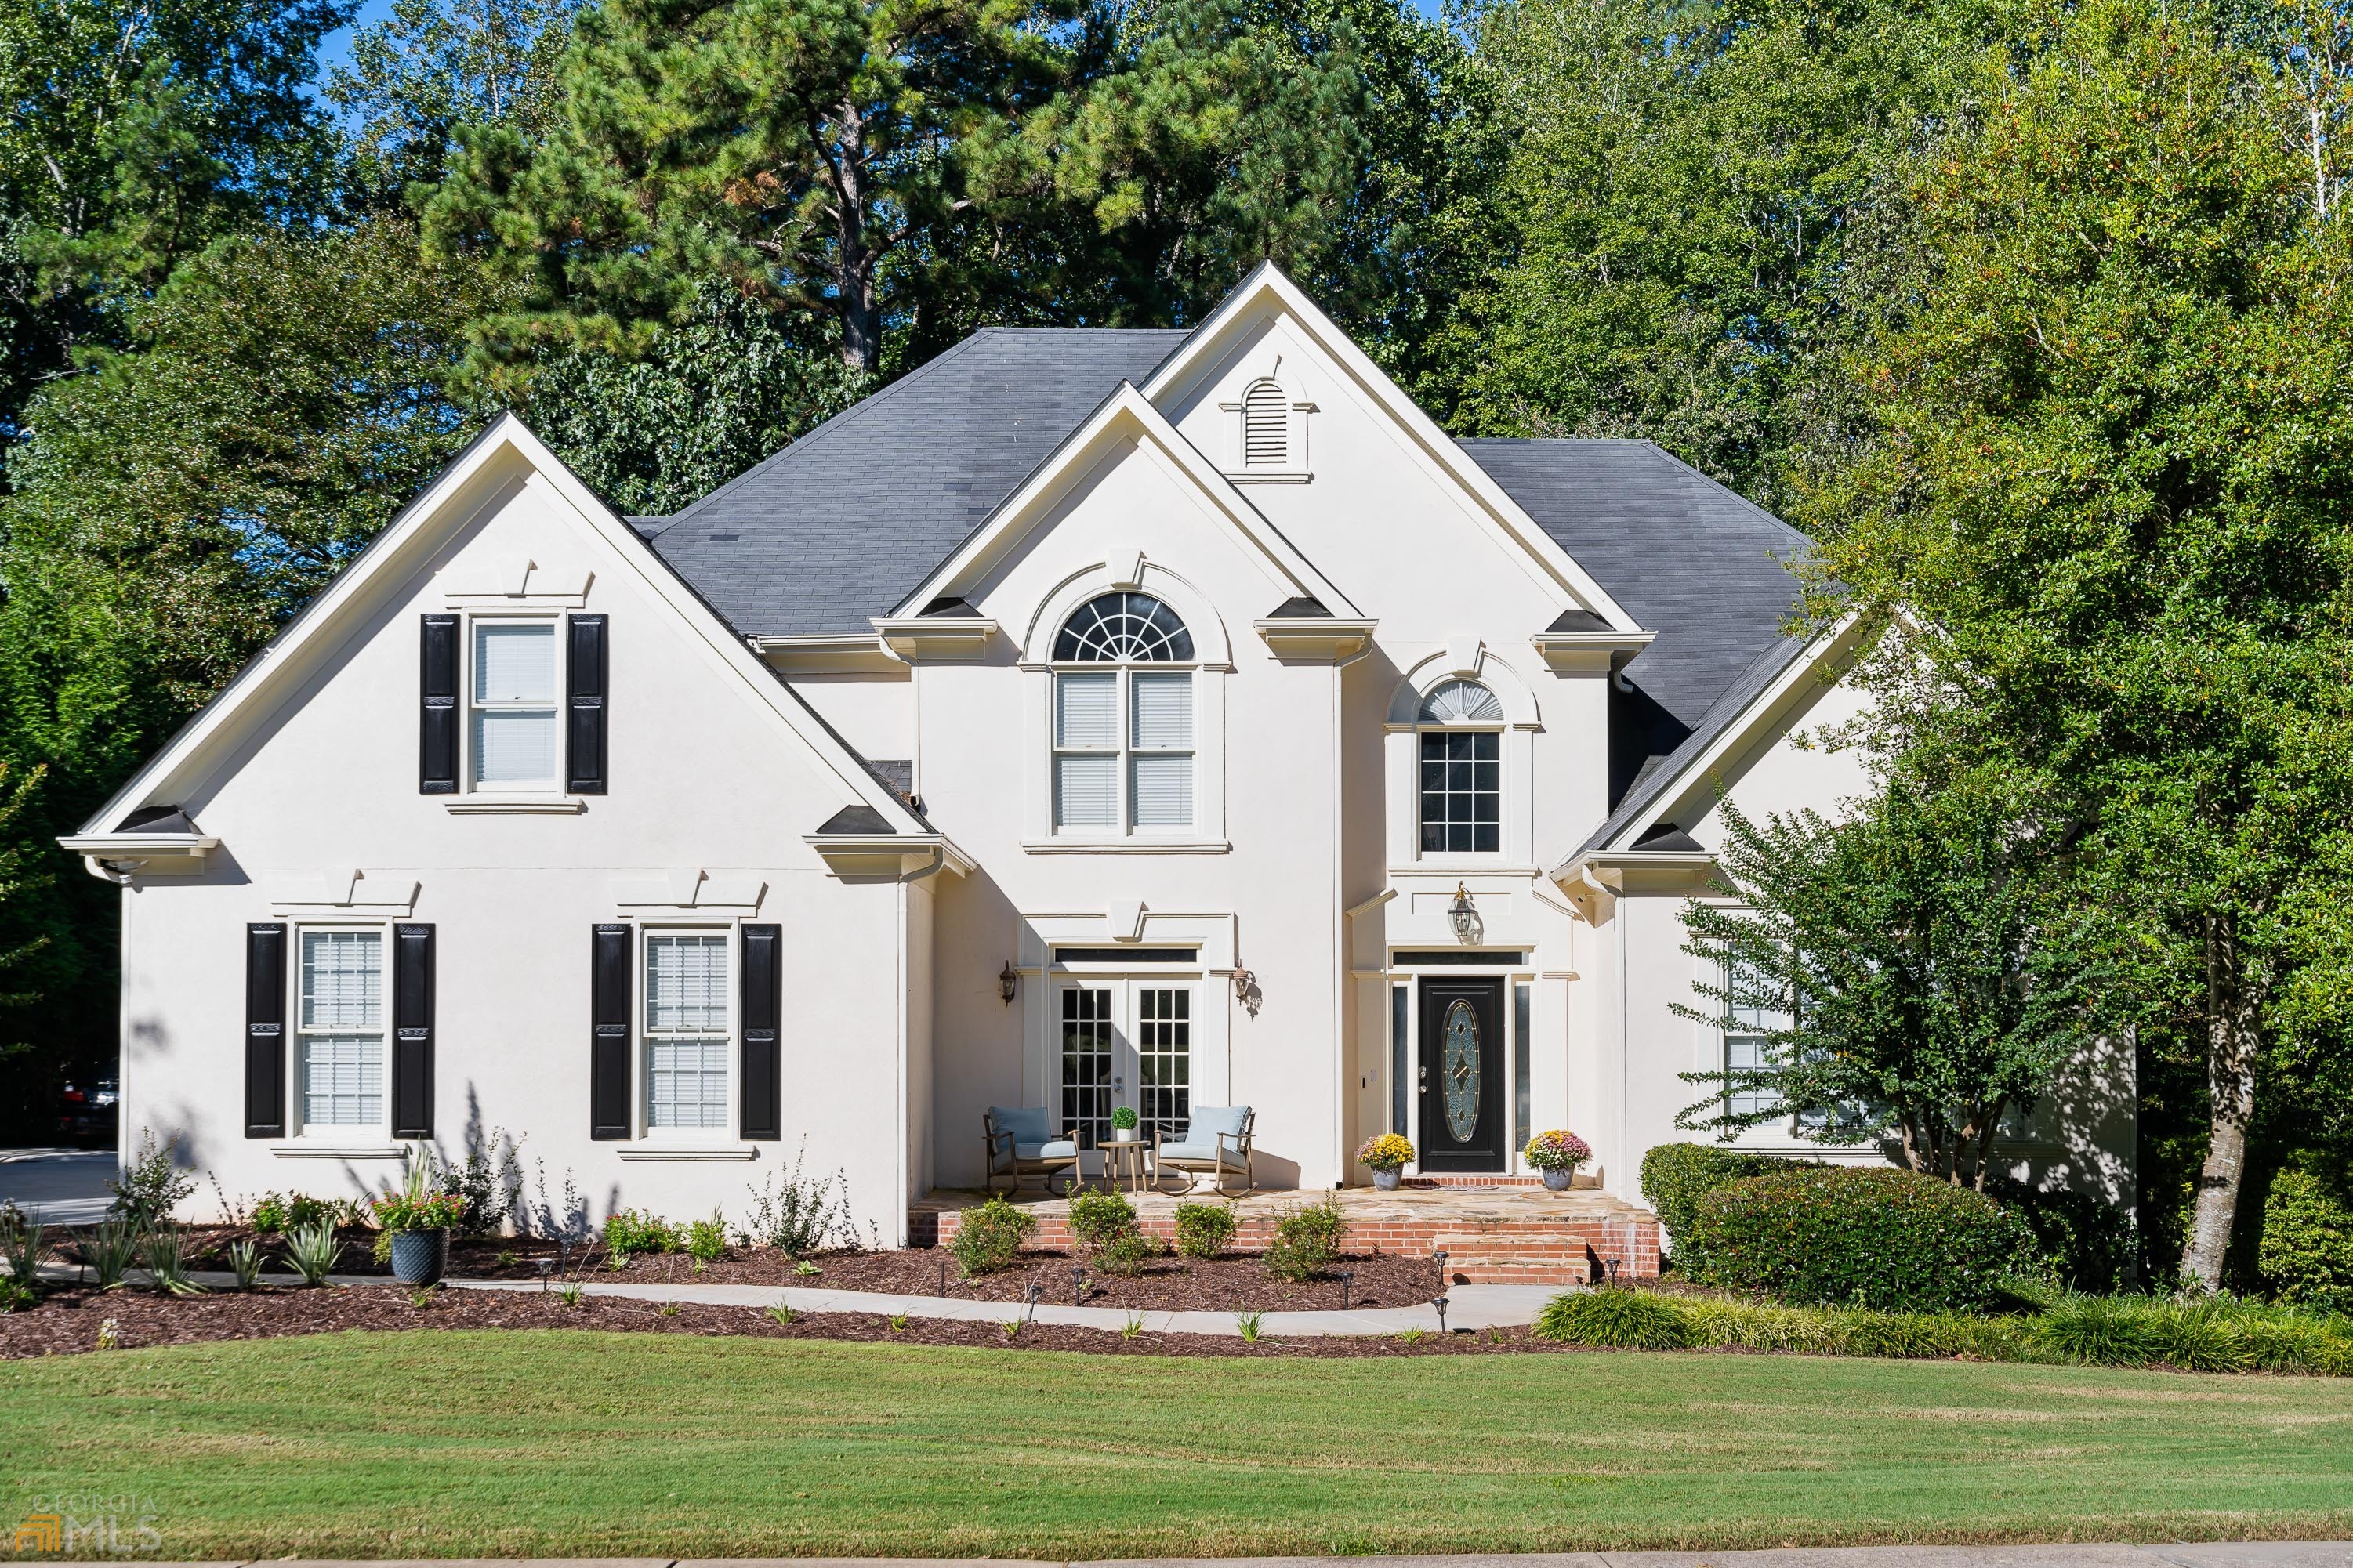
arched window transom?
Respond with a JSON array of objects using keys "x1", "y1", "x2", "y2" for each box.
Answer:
[
  {"x1": 1419, "y1": 679, "x2": 1503, "y2": 723},
  {"x1": 1053, "y1": 592, "x2": 1195, "y2": 662},
  {"x1": 1418, "y1": 679, "x2": 1500, "y2": 853},
  {"x1": 1052, "y1": 592, "x2": 1195, "y2": 833}
]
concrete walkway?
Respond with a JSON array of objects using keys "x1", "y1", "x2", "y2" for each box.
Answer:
[
  {"x1": 439, "y1": 1275, "x2": 1562, "y2": 1336},
  {"x1": 126, "y1": 1545, "x2": 2353, "y2": 1568},
  {"x1": 32, "y1": 1262, "x2": 1561, "y2": 1337}
]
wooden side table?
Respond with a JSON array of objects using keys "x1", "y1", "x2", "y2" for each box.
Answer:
[{"x1": 1100, "y1": 1139, "x2": 1151, "y2": 1193}]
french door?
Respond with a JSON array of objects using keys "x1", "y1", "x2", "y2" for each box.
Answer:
[{"x1": 1057, "y1": 979, "x2": 1193, "y2": 1146}]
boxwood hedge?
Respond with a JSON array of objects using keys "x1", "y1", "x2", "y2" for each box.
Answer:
[
  {"x1": 1685, "y1": 1165, "x2": 2032, "y2": 1313},
  {"x1": 1638, "y1": 1142, "x2": 1790, "y2": 1257}
]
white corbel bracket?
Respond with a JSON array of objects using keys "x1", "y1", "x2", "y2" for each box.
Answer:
[
  {"x1": 59, "y1": 833, "x2": 220, "y2": 885},
  {"x1": 803, "y1": 833, "x2": 975, "y2": 882}
]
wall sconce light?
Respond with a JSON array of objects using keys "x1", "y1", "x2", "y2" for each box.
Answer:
[
  {"x1": 999, "y1": 961, "x2": 1020, "y2": 1005},
  {"x1": 1232, "y1": 968, "x2": 1256, "y2": 1005},
  {"x1": 1447, "y1": 883, "x2": 1480, "y2": 945}
]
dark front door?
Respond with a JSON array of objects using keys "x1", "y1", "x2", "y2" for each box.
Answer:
[{"x1": 1418, "y1": 976, "x2": 1505, "y2": 1172}]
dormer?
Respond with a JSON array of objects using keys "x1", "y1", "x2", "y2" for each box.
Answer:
[{"x1": 1217, "y1": 365, "x2": 1314, "y2": 483}]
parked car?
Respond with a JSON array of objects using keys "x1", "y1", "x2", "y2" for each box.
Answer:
[{"x1": 59, "y1": 1076, "x2": 118, "y2": 1146}]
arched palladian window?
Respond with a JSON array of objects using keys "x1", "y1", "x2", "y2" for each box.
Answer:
[
  {"x1": 1242, "y1": 379, "x2": 1289, "y2": 468},
  {"x1": 1053, "y1": 592, "x2": 1195, "y2": 832},
  {"x1": 1419, "y1": 679, "x2": 1503, "y2": 853}
]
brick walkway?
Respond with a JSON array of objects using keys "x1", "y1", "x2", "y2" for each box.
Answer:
[{"x1": 910, "y1": 1184, "x2": 1662, "y2": 1284}]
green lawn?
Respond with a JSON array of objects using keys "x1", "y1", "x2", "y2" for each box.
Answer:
[{"x1": 5, "y1": 1331, "x2": 2352, "y2": 1558}]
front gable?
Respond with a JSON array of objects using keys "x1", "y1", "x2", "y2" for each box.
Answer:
[
  {"x1": 1141, "y1": 265, "x2": 1644, "y2": 639},
  {"x1": 67, "y1": 416, "x2": 930, "y2": 883}
]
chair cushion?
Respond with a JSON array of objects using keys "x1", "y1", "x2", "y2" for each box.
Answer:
[
  {"x1": 1157, "y1": 1140, "x2": 1217, "y2": 1161},
  {"x1": 988, "y1": 1106, "x2": 1050, "y2": 1143},
  {"x1": 1184, "y1": 1105, "x2": 1249, "y2": 1143},
  {"x1": 1017, "y1": 1139, "x2": 1078, "y2": 1161}
]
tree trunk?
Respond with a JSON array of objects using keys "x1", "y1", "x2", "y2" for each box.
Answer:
[
  {"x1": 2182, "y1": 914, "x2": 2260, "y2": 1291},
  {"x1": 831, "y1": 102, "x2": 882, "y2": 375}
]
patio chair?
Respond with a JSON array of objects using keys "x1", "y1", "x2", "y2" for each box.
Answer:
[
  {"x1": 982, "y1": 1106, "x2": 1082, "y2": 1196},
  {"x1": 1153, "y1": 1106, "x2": 1255, "y2": 1196}
]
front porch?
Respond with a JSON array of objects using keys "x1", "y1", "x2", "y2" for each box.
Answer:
[{"x1": 910, "y1": 1183, "x2": 1662, "y2": 1284}]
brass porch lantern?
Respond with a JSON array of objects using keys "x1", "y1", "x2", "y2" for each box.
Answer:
[{"x1": 1447, "y1": 882, "x2": 1480, "y2": 945}]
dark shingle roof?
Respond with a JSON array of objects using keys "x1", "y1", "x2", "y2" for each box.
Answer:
[
  {"x1": 1568, "y1": 632, "x2": 1814, "y2": 860},
  {"x1": 1458, "y1": 440, "x2": 1807, "y2": 735},
  {"x1": 647, "y1": 328, "x2": 1192, "y2": 638}
]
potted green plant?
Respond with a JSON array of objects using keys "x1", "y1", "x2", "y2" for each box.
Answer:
[
  {"x1": 1357, "y1": 1133, "x2": 1413, "y2": 1191},
  {"x1": 1524, "y1": 1129, "x2": 1592, "y2": 1192},
  {"x1": 1109, "y1": 1106, "x2": 1140, "y2": 1143},
  {"x1": 372, "y1": 1147, "x2": 469, "y2": 1285}
]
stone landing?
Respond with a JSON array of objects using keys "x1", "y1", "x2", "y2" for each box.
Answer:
[{"x1": 909, "y1": 1183, "x2": 1661, "y2": 1284}]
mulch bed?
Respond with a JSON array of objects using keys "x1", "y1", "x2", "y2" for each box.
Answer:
[
  {"x1": 0, "y1": 1282, "x2": 1543, "y2": 1361},
  {"x1": 74, "y1": 1229, "x2": 1441, "y2": 1313}
]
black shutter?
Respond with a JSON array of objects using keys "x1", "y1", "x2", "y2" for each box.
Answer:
[
  {"x1": 591, "y1": 923, "x2": 631, "y2": 1139},
  {"x1": 244, "y1": 923, "x2": 287, "y2": 1139},
  {"x1": 391, "y1": 923, "x2": 435, "y2": 1139},
  {"x1": 740, "y1": 924, "x2": 782, "y2": 1140},
  {"x1": 420, "y1": 614, "x2": 459, "y2": 794},
  {"x1": 566, "y1": 614, "x2": 607, "y2": 795}
]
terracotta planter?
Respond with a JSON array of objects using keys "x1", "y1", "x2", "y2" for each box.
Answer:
[
  {"x1": 1372, "y1": 1168, "x2": 1402, "y2": 1191},
  {"x1": 390, "y1": 1229, "x2": 449, "y2": 1285},
  {"x1": 1541, "y1": 1167, "x2": 1574, "y2": 1192}
]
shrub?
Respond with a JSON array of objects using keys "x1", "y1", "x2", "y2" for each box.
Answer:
[
  {"x1": 0, "y1": 1208, "x2": 45, "y2": 1305},
  {"x1": 1533, "y1": 1287, "x2": 1692, "y2": 1349},
  {"x1": 1110, "y1": 1106, "x2": 1139, "y2": 1132},
  {"x1": 1095, "y1": 1230, "x2": 1161, "y2": 1276},
  {"x1": 1638, "y1": 1143, "x2": 1789, "y2": 1259},
  {"x1": 2259, "y1": 1169, "x2": 2353, "y2": 1316},
  {"x1": 685, "y1": 1212, "x2": 727, "y2": 1263},
  {"x1": 82, "y1": 1222, "x2": 142, "y2": 1290},
  {"x1": 1065, "y1": 1190, "x2": 1139, "y2": 1251},
  {"x1": 602, "y1": 1208, "x2": 678, "y2": 1258},
  {"x1": 742, "y1": 1150, "x2": 855, "y2": 1256},
  {"x1": 1685, "y1": 1165, "x2": 2032, "y2": 1313},
  {"x1": 251, "y1": 1193, "x2": 334, "y2": 1235},
  {"x1": 1173, "y1": 1199, "x2": 1238, "y2": 1259},
  {"x1": 107, "y1": 1130, "x2": 198, "y2": 1226},
  {"x1": 1989, "y1": 1175, "x2": 2138, "y2": 1292},
  {"x1": 1263, "y1": 1194, "x2": 1345, "y2": 1283},
  {"x1": 952, "y1": 1197, "x2": 1036, "y2": 1276}
]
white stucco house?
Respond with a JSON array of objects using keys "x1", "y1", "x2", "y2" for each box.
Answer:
[{"x1": 61, "y1": 265, "x2": 2134, "y2": 1244}]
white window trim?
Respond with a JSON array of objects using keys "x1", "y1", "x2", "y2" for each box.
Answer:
[
  {"x1": 1014, "y1": 911, "x2": 1235, "y2": 1112},
  {"x1": 290, "y1": 919, "x2": 392, "y2": 1142},
  {"x1": 1050, "y1": 663, "x2": 1198, "y2": 839},
  {"x1": 638, "y1": 923, "x2": 740, "y2": 1143},
  {"x1": 1383, "y1": 658, "x2": 1539, "y2": 870},
  {"x1": 453, "y1": 609, "x2": 572, "y2": 807}
]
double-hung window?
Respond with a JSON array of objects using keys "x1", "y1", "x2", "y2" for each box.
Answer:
[
  {"x1": 472, "y1": 621, "x2": 559, "y2": 790},
  {"x1": 1418, "y1": 679, "x2": 1503, "y2": 853},
  {"x1": 1723, "y1": 955, "x2": 1789, "y2": 1118},
  {"x1": 1051, "y1": 592, "x2": 1195, "y2": 834},
  {"x1": 644, "y1": 932, "x2": 730, "y2": 1131},
  {"x1": 298, "y1": 927, "x2": 385, "y2": 1130}
]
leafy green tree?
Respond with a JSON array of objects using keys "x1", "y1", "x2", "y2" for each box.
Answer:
[
  {"x1": 1805, "y1": 0, "x2": 2353, "y2": 1287},
  {"x1": 0, "y1": 0, "x2": 351, "y2": 443},
  {"x1": 524, "y1": 283, "x2": 875, "y2": 515},
  {"x1": 0, "y1": 221, "x2": 502, "y2": 1133},
  {"x1": 424, "y1": 0, "x2": 1377, "y2": 378},
  {"x1": 1675, "y1": 769, "x2": 2087, "y2": 1190},
  {"x1": 326, "y1": 0, "x2": 580, "y2": 208},
  {"x1": 1440, "y1": 0, "x2": 1985, "y2": 509},
  {"x1": 423, "y1": 0, "x2": 1080, "y2": 377}
]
